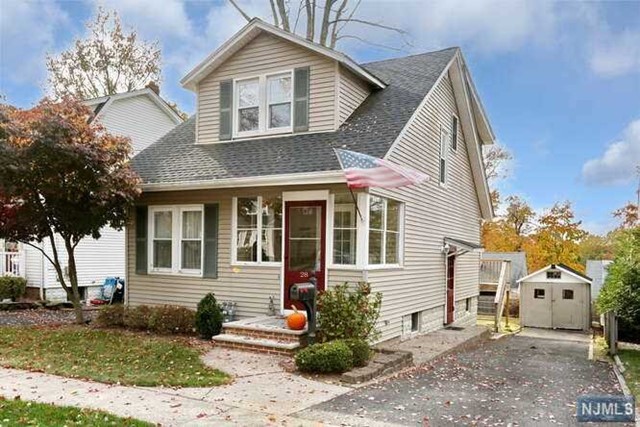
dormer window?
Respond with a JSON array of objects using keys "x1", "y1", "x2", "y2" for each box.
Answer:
[{"x1": 233, "y1": 70, "x2": 293, "y2": 137}]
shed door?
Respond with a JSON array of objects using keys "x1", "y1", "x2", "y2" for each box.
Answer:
[
  {"x1": 552, "y1": 283, "x2": 585, "y2": 330},
  {"x1": 522, "y1": 283, "x2": 553, "y2": 328}
]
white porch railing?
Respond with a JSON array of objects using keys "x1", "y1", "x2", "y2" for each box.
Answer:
[{"x1": 1, "y1": 251, "x2": 25, "y2": 277}]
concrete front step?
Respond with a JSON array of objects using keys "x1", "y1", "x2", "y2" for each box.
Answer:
[{"x1": 212, "y1": 333, "x2": 301, "y2": 356}]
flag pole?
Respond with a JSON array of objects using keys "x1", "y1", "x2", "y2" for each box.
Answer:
[
  {"x1": 334, "y1": 148, "x2": 364, "y2": 222},
  {"x1": 349, "y1": 187, "x2": 364, "y2": 222}
]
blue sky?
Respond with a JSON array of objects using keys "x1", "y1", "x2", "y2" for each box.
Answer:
[{"x1": 1, "y1": 0, "x2": 639, "y2": 234}]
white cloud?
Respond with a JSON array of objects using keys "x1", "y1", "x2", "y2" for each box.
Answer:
[
  {"x1": 97, "y1": 0, "x2": 193, "y2": 39},
  {"x1": 589, "y1": 29, "x2": 640, "y2": 78},
  {"x1": 0, "y1": 1, "x2": 68, "y2": 85},
  {"x1": 582, "y1": 119, "x2": 640, "y2": 186}
]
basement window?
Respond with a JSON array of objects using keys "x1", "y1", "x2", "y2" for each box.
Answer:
[
  {"x1": 411, "y1": 312, "x2": 420, "y2": 332},
  {"x1": 534, "y1": 288, "x2": 545, "y2": 299}
]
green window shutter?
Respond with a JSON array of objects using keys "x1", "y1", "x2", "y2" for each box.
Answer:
[
  {"x1": 135, "y1": 206, "x2": 148, "y2": 275},
  {"x1": 203, "y1": 204, "x2": 219, "y2": 279},
  {"x1": 219, "y1": 80, "x2": 233, "y2": 140},
  {"x1": 293, "y1": 67, "x2": 310, "y2": 132}
]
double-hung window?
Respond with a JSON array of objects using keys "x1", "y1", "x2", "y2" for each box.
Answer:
[
  {"x1": 234, "y1": 71, "x2": 293, "y2": 137},
  {"x1": 368, "y1": 196, "x2": 402, "y2": 266},
  {"x1": 332, "y1": 193, "x2": 358, "y2": 265},
  {"x1": 439, "y1": 126, "x2": 450, "y2": 185},
  {"x1": 234, "y1": 196, "x2": 282, "y2": 264},
  {"x1": 149, "y1": 206, "x2": 204, "y2": 274}
]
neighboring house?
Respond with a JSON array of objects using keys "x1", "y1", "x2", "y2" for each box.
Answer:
[
  {"x1": 586, "y1": 259, "x2": 613, "y2": 301},
  {"x1": 518, "y1": 264, "x2": 592, "y2": 331},
  {"x1": 21, "y1": 88, "x2": 183, "y2": 301},
  {"x1": 127, "y1": 18, "x2": 495, "y2": 343}
]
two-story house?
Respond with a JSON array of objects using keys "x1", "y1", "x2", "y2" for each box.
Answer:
[
  {"x1": 128, "y1": 18, "x2": 495, "y2": 344},
  {"x1": 22, "y1": 87, "x2": 183, "y2": 301}
]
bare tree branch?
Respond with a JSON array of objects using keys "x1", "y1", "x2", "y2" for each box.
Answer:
[
  {"x1": 228, "y1": 0, "x2": 251, "y2": 21},
  {"x1": 305, "y1": 0, "x2": 316, "y2": 41},
  {"x1": 276, "y1": 0, "x2": 291, "y2": 31},
  {"x1": 329, "y1": 0, "x2": 348, "y2": 48},
  {"x1": 319, "y1": 0, "x2": 335, "y2": 46},
  {"x1": 269, "y1": 0, "x2": 280, "y2": 27},
  {"x1": 330, "y1": 18, "x2": 408, "y2": 35}
]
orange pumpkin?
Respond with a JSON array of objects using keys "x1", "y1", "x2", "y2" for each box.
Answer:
[{"x1": 287, "y1": 305, "x2": 307, "y2": 330}]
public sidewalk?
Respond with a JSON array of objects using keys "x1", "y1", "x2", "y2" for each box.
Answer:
[{"x1": 0, "y1": 348, "x2": 350, "y2": 426}]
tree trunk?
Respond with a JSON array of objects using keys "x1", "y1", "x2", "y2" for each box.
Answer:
[{"x1": 63, "y1": 237, "x2": 84, "y2": 324}]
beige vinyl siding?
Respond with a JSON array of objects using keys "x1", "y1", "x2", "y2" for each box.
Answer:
[
  {"x1": 24, "y1": 243, "x2": 44, "y2": 288},
  {"x1": 367, "y1": 71, "x2": 482, "y2": 342},
  {"x1": 337, "y1": 66, "x2": 370, "y2": 125},
  {"x1": 127, "y1": 184, "x2": 364, "y2": 317},
  {"x1": 98, "y1": 96, "x2": 178, "y2": 154},
  {"x1": 197, "y1": 33, "x2": 337, "y2": 144}
]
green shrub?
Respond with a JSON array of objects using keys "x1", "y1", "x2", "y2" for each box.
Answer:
[
  {"x1": 124, "y1": 305, "x2": 153, "y2": 330},
  {"x1": 148, "y1": 305, "x2": 195, "y2": 334},
  {"x1": 317, "y1": 282, "x2": 382, "y2": 342},
  {"x1": 95, "y1": 305, "x2": 125, "y2": 327},
  {"x1": 195, "y1": 293, "x2": 224, "y2": 339},
  {"x1": 295, "y1": 341, "x2": 353, "y2": 374},
  {"x1": 0, "y1": 276, "x2": 27, "y2": 301},
  {"x1": 343, "y1": 339, "x2": 371, "y2": 367}
]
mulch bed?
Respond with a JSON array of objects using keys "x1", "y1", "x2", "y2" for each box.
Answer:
[{"x1": 0, "y1": 308, "x2": 99, "y2": 327}]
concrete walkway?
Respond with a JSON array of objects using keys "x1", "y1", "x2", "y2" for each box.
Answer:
[{"x1": 0, "y1": 348, "x2": 350, "y2": 426}]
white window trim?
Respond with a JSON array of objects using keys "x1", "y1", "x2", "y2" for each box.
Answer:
[
  {"x1": 231, "y1": 196, "x2": 282, "y2": 266},
  {"x1": 365, "y1": 194, "x2": 404, "y2": 270},
  {"x1": 327, "y1": 193, "x2": 367, "y2": 269},
  {"x1": 439, "y1": 125, "x2": 450, "y2": 187},
  {"x1": 232, "y1": 70, "x2": 294, "y2": 139},
  {"x1": 148, "y1": 204, "x2": 204, "y2": 276}
]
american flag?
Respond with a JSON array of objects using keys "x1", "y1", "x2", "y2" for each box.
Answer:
[{"x1": 334, "y1": 149, "x2": 429, "y2": 189}]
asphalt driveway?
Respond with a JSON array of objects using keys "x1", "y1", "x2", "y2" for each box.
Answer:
[{"x1": 299, "y1": 331, "x2": 626, "y2": 426}]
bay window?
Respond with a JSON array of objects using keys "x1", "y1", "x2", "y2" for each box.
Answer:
[
  {"x1": 149, "y1": 205, "x2": 204, "y2": 274},
  {"x1": 368, "y1": 195, "x2": 402, "y2": 266},
  {"x1": 233, "y1": 196, "x2": 282, "y2": 264},
  {"x1": 234, "y1": 71, "x2": 293, "y2": 137},
  {"x1": 332, "y1": 193, "x2": 358, "y2": 265}
]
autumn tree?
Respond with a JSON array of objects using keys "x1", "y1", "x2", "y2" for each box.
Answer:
[
  {"x1": 525, "y1": 202, "x2": 587, "y2": 272},
  {"x1": 613, "y1": 202, "x2": 639, "y2": 229},
  {"x1": 46, "y1": 8, "x2": 161, "y2": 99},
  {"x1": 229, "y1": 0, "x2": 409, "y2": 50},
  {"x1": 597, "y1": 226, "x2": 640, "y2": 340},
  {"x1": 482, "y1": 195, "x2": 534, "y2": 252},
  {"x1": 578, "y1": 233, "x2": 614, "y2": 264},
  {"x1": 483, "y1": 144, "x2": 512, "y2": 211},
  {"x1": 0, "y1": 98, "x2": 140, "y2": 323}
]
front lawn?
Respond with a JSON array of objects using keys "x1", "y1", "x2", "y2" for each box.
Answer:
[
  {"x1": 0, "y1": 397, "x2": 151, "y2": 426},
  {"x1": 0, "y1": 326, "x2": 229, "y2": 387},
  {"x1": 618, "y1": 349, "x2": 640, "y2": 400}
]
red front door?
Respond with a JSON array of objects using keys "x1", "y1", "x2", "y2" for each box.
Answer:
[
  {"x1": 446, "y1": 254, "x2": 456, "y2": 324},
  {"x1": 283, "y1": 201, "x2": 326, "y2": 311}
]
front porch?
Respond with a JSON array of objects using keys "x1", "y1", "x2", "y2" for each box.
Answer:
[{"x1": 212, "y1": 316, "x2": 309, "y2": 355}]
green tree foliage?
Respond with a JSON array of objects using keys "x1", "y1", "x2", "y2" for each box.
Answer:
[
  {"x1": 597, "y1": 227, "x2": 640, "y2": 339},
  {"x1": 0, "y1": 98, "x2": 140, "y2": 323}
]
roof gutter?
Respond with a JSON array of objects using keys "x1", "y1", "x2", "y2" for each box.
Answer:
[{"x1": 141, "y1": 170, "x2": 346, "y2": 192}]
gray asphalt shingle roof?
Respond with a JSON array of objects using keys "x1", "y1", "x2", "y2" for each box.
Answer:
[{"x1": 132, "y1": 47, "x2": 458, "y2": 185}]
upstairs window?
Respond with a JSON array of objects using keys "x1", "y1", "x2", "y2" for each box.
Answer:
[
  {"x1": 439, "y1": 126, "x2": 450, "y2": 185},
  {"x1": 234, "y1": 71, "x2": 293, "y2": 137},
  {"x1": 451, "y1": 115, "x2": 458, "y2": 151}
]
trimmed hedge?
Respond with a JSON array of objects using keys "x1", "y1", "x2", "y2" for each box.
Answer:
[
  {"x1": 0, "y1": 276, "x2": 27, "y2": 301},
  {"x1": 96, "y1": 304, "x2": 195, "y2": 335},
  {"x1": 343, "y1": 339, "x2": 371, "y2": 367},
  {"x1": 295, "y1": 341, "x2": 353, "y2": 374},
  {"x1": 195, "y1": 293, "x2": 224, "y2": 339}
]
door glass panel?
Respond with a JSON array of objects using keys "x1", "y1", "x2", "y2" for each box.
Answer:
[{"x1": 288, "y1": 206, "x2": 321, "y2": 271}]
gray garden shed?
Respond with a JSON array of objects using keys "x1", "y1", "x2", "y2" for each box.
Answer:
[{"x1": 518, "y1": 264, "x2": 592, "y2": 331}]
